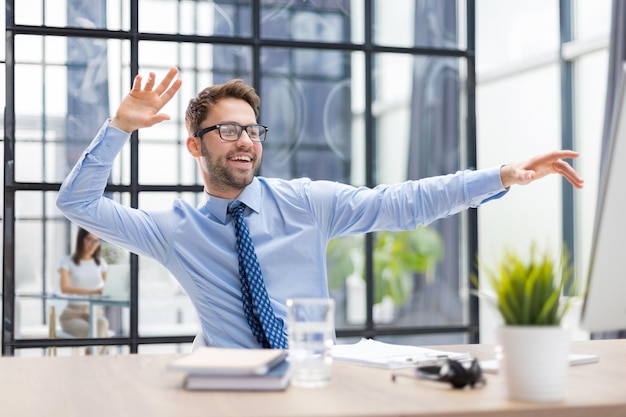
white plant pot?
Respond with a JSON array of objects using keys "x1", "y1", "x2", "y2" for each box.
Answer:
[{"x1": 497, "y1": 326, "x2": 570, "y2": 402}]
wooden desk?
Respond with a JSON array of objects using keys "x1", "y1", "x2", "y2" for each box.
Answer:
[{"x1": 1, "y1": 339, "x2": 624, "y2": 417}]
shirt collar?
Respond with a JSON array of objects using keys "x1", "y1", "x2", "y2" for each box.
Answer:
[{"x1": 202, "y1": 177, "x2": 262, "y2": 223}]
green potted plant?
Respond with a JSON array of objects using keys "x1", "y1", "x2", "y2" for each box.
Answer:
[
  {"x1": 327, "y1": 227, "x2": 443, "y2": 323},
  {"x1": 475, "y1": 244, "x2": 576, "y2": 403},
  {"x1": 479, "y1": 245, "x2": 575, "y2": 326}
]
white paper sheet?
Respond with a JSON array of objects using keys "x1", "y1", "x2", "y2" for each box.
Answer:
[{"x1": 330, "y1": 338, "x2": 471, "y2": 369}]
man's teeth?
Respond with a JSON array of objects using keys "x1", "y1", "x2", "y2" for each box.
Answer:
[{"x1": 231, "y1": 156, "x2": 251, "y2": 162}]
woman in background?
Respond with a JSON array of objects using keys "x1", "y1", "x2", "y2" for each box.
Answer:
[{"x1": 58, "y1": 227, "x2": 110, "y2": 348}]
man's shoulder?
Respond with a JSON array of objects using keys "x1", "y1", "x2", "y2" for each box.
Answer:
[
  {"x1": 257, "y1": 176, "x2": 311, "y2": 185},
  {"x1": 256, "y1": 176, "x2": 314, "y2": 191}
]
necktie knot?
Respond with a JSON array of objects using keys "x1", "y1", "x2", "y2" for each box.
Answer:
[{"x1": 228, "y1": 201, "x2": 245, "y2": 218}]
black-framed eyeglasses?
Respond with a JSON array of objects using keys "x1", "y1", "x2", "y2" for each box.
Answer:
[{"x1": 193, "y1": 123, "x2": 269, "y2": 143}]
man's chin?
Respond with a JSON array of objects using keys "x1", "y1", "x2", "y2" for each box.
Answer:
[
  {"x1": 209, "y1": 167, "x2": 257, "y2": 190},
  {"x1": 230, "y1": 174, "x2": 255, "y2": 188},
  {"x1": 237, "y1": 169, "x2": 258, "y2": 184}
]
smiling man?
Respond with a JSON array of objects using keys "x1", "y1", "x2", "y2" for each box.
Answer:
[
  {"x1": 57, "y1": 67, "x2": 584, "y2": 349},
  {"x1": 186, "y1": 90, "x2": 264, "y2": 199}
]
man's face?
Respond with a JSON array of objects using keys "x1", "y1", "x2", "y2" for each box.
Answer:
[{"x1": 194, "y1": 97, "x2": 263, "y2": 198}]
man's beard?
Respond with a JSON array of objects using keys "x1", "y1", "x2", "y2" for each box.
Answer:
[{"x1": 200, "y1": 140, "x2": 257, "y2": 190}]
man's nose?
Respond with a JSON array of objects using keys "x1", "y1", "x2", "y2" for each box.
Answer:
[{"x1": 236, "y1": 129, "x2": 253, "y2": 145}]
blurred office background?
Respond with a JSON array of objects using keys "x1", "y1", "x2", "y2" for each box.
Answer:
[{"x1": 0, "y1": 0, "x2": 616, "y2": 355}]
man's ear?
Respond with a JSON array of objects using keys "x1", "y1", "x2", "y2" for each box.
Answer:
[{"x1": 186, "y1": 136, "x2": 201, "y2": 157}]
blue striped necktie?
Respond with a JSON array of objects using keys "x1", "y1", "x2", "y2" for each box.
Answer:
[{"x1": 228, "y1": 202, "x2": 287, "y2": 349}]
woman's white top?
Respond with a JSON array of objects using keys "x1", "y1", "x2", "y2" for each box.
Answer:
[{"x1": 58, "y1": 255, "x2": 108, "y2": 306}]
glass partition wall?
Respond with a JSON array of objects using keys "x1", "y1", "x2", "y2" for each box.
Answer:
[{"x1": 2, "y1": 0, "x2": 476, "y2": 355}]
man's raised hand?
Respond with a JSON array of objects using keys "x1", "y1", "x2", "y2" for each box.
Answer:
[{"x1": 111, "y1": 67, "x2": 182, "y2": 133}]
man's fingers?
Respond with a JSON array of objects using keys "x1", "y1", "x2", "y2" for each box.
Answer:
[
  {"x1": 154, "y1": 67, "x2": 180, "y2": 96},
  {"x1": 144, "y1": 72, "x2": 156, "y2": 91},
  {"x1": 131, "y1": 74, "x2": 143, "y2": 91},
  {"x1": 532, "y1": 150, "x2": 579, "y2": 170},
  {"x1": 159, "y1": 78, "x2": 183, "y2": 105},
  {"x1": 554, "y1": 160, "x2": 584, "y2": 188},
  {"x1": 558, "y1": 150, "x2": 580, "y2": 159}
]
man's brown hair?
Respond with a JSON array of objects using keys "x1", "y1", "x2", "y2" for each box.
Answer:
[{"x1": 185, "y1": 79, "x2": 260, "y2": 135}]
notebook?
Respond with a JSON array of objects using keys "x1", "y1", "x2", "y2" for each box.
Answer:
[
  {"x1": 168, "y1": 347, "x2": 288, "y2": 376},
  {"x1": 101, "y1": 264, "x2": 130, "y2": 300},
  {"x1": 183, "y1": 359, "x2": 290, "y2": 391}
]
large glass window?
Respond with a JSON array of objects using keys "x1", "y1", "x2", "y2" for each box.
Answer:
[
  {"x1": 260, "y1": 47, "x2": 357, "y2": 182},
  {"x1": 3, "y1": 0, "x2": 476, "y2": 355},
  {"x1": 14, "y1": 0, "x2": 128, "y2": 30},
  {"x1": 475, "y1": 0, "x2": 611, "y2": 343},
  {"x1": 374, "y1": 0, "x2": 466, "y2": 49}
]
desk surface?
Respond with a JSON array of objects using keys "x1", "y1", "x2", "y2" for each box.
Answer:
[{"x1": 1, "y1": 339, "x2": 625, "y2": 417}]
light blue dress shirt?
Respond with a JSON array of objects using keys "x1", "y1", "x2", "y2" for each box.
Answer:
[{"x1": 57, "y1": 120, "x2": 507, "y2": 348}]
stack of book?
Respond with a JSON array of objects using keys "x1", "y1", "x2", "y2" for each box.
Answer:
[{"x1": 168, "y1": 347, "x2": 290, "y2": 391}]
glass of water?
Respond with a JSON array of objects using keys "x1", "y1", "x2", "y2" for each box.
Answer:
[{"x1": 287, "y1": 298, "x2": 335, "y2": 388}]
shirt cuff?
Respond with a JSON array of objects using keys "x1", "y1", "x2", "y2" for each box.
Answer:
[
  {"x1": 464, "y1": 166, "x2": 508, "y2": 207},
  {"x1": 84, "y1": 119, "x2": 131, "y2": 163}
]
